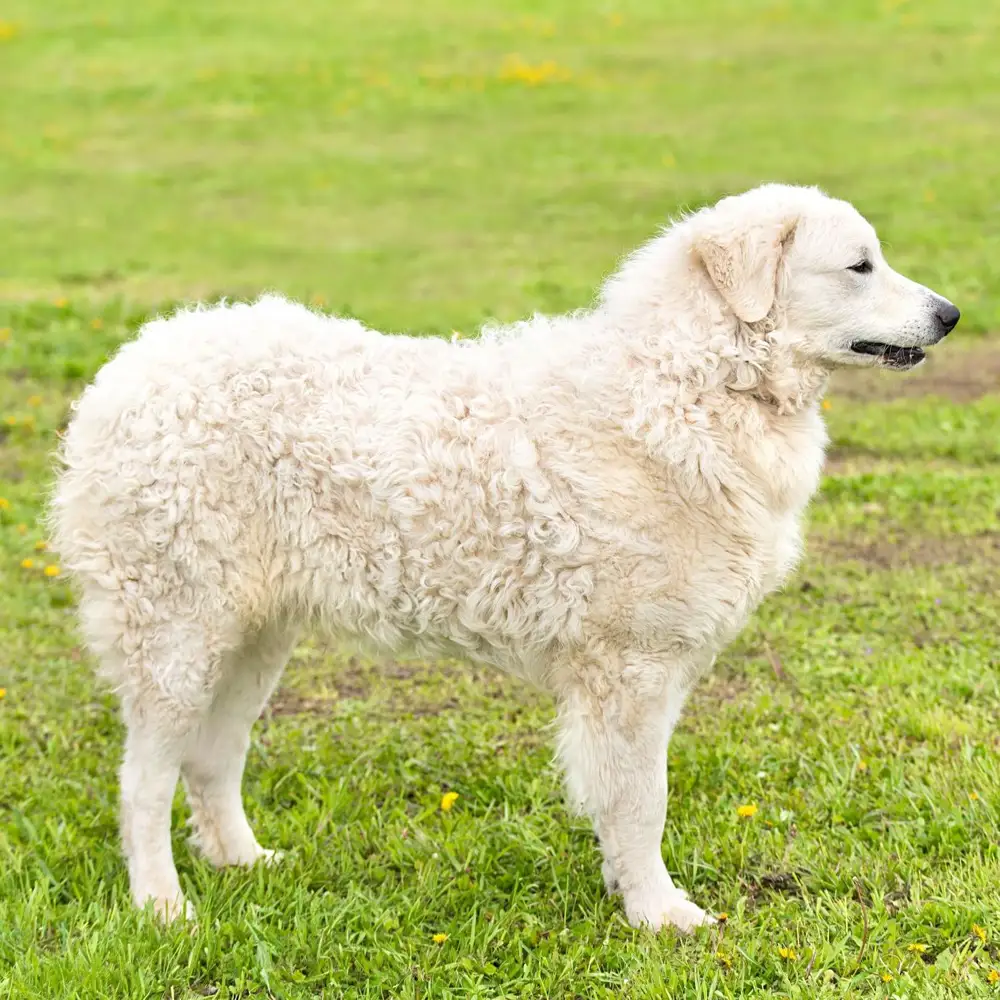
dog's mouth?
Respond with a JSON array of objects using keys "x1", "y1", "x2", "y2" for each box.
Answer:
[{"x1": 849, "y1": 340, "x2": 926, "y2": 369}]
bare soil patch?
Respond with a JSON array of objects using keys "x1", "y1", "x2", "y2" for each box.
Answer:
[
  {"x1": 812, "y1": 531, "x2": 1000, "y2": 571},
  {"x1": 830, "y1": 336, "x2": 1000, "y2": 403},
  {"x1": 268, "y1": 654, "x2": 532, "y2": 719},
  {"x1": 822, "y1": 452, "x2": 982, "y2": 476}
]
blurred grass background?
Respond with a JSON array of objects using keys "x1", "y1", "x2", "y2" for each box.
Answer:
[
  {"x1": 1, "y1": 3, "x2": 999, "y2": 998},
  {"x1": 2, "y1": 0, "x2": 999, "y2": 331}
]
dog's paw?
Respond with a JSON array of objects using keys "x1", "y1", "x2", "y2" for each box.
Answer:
[
  {"x1": 624, "y1": 885, "x2": 715, "y2": 934},
  {"x1": 143, "y1": 891, "x2": 196, "y2": 925},
  {"x1": 193, "y1": 833, "x2": 282, "y2": 869},
  {"x1": 226, "y1": 843, "x2": 282, "y2": 868}
]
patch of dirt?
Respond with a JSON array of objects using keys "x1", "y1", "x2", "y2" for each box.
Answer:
[
  {"x1": 882, "y1": 879, "x2": 911, "y2": 915},
  {"x1": 812, "y1": 531, "x2": 1000, "y2": 570},
  {"x1": 822, "y1": 452, "x2": 976, "y2": 477},
  {"x1": 267, "y1": 654, "x2": 372, "y2": 717},
  {"x1": 266, "y1": 653, "x2": 531, "y2": 720},
  {"x1": 691, "y1": 671, "x2": 753, "y2": 707},
  {"x1": 757, "y1": 871, "x2": 804, "y2": 895},
  {"x1": 406, "y1": 697, "x2": 462, "y2": 717},
  {"x1": 266, "y1": 690, "x2": 345, "y2": 718},
  {"x1": 830, "y1": 336, "x2": 1000, "y2": 403},
  {"x1": 742, "y1": 867, "x2": 810, "y2": 907},
  {"x1": 0, "y1": 457, "x2": 24, "y2": 481}
]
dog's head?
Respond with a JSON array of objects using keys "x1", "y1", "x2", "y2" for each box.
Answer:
[{"x1": 690, "y1": 184, "x2": 959, "y2": 370}]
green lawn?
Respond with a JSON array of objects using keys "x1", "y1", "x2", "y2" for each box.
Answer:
[{"x1": 2, "y1": 2, "x2": 999, "y2": 997}]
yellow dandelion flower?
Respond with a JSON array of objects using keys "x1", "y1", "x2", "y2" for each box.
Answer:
[
  {"x1": 91, "y1": 317, "x2": 104, "y2": 330},
  {"x1": 0, "y1": 687, "x2": 6, "y2": 699},
  {"x1": 777, "y1": 947, "x2": 797, "y2": 960},
  {"x1": 882, "y1": 972, "x2": 893, "y2": 982},
  {"x1": 717, "y1": 912, "x2": 729, "y2": 922},
  {"x1": 0, "y1": 327, "x2": 10, "y2": 342},
  {"x1": 27, "y1": 395, "x2": 42, "y2": 407},
  {"x1": 432, "y1": 932, "x2": 448, "y2": 943},
  {"x1": 4, "y1": 415, "x2": 16, "y2": 426},
  {"x1": 44, "y1": 565, "x2": 60, "y2": 577},
  {"x1": 737, "y1": 803, "x2": 758, "y2": 818},
  {"x1": 310, "y1": 294, "x2": 326, "y2": 307},
  {"x1": 608, "y1": 12, "x2": 623, "y2": 27},
  {"x1": 498, "y1": 54, "x2": 571, "y2": 86},
  {"x1": 20, "y1": 558, "x2": 34, "y2": 569},
  {"x1": 822, "y1": 399, "x2": 832, "y2": 411},
  {"x1": 857, "y1": 759, "x2": 868, "y2": 771},
  {"x1": 0, "y1": 21, "x2": 18, "y2": 41},
  {"x1": 907, "y1": 943, "x2": 928, "y2": 953},
  {"x1": 441, "y1": 791, "x2": 459, "y2": 812},
  {"x1": 17, "y1": 523, "x2": 27, "y2": 534},
  {"x1": 53, "y1": 296, "x2": 68, "y2": 308},
  {"x1": 988, "y1": 969, "x2": 999, "y2": 984},
  {"x1": 716, "y1": 949, "x2": 732, "y2": 967},
  {"x1": 973, "y1": 924, "x2": 987, "y2": 943},
  {"x1": 969, "y1": 791, "x2": 980, "y2": 801},
  {"x1": 34, "y1": 540, "x2": 47, "y2": 551},
  {"x1": 0, "y1": 497, "x2": 9, "y2": 510}
]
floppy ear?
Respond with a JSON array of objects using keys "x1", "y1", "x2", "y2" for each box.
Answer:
[{"x1": 693, "y1": 216, "x2": 798, "y2": 323}]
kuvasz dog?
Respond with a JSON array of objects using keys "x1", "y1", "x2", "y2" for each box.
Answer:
[{"x1": 51, "y1": 184, "x2": 959, "y2": 930}]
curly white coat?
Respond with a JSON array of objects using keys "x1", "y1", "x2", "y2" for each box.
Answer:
[{"x1": 51, "y1": 183, "x2": 958, "y2": 928}]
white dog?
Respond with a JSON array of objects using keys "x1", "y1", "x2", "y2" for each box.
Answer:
[{"x1": 51, "y1": 184, "x2": 958, "y2": 930}]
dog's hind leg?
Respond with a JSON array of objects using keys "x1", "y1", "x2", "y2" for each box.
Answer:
[
  {"x1": 119, "y1": 700, "x2": 196, "y2": 921},
  {"x1": 556, "y1": 653, "x2": 714, "y2": 933},
  {"x1": 116, "y1": 624, "x2": 231, "y2": 922},
  {"x1": 181, "y1": 622, "x2": 297, "y2": 869}
]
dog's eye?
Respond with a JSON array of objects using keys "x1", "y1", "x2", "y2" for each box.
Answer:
[{"x1": 847, "y1": 259, "x2": 873, "y2": 274}]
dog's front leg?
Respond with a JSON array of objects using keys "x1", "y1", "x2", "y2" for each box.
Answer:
[{"x1": 556, "y1": 658, "x2": 713, "y2": 933}]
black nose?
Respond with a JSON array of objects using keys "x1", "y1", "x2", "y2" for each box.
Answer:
[{"x1": 936, "y1": 302, "x2": 960, "y2": 335}]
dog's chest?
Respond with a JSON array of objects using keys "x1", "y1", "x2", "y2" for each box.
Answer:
[
  {"x1": 719, "y1": 407, "x2": 826, "y2": 592},
  {"x1": 590, "y1": 412, "x2": 825, "y2": 654}
]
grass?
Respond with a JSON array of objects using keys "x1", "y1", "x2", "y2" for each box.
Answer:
[
  {"x1": 4, "y1": 0, "x2": 1000, "y2": 330},
  {"x1": 1, "y1": 1, "x2": 1000, "y2": 997}
]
